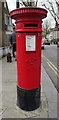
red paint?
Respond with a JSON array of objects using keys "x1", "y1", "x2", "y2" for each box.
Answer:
[{"x1": 10, "y1": 7, "x2": 47, "y2": 89}]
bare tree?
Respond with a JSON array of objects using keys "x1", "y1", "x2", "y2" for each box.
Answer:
[
  {"x1": 41, "y1": 0, "x2": 59, "y2": 28},
  {"x1": 17, "y1": 0, "x2": 59, "y2": 29},
  {"x1": 42, "y1": 19, "x2": 51, "y2": 40},
  {"x1": 19, "y1": 0, "x2": 38, "y2": 7}
]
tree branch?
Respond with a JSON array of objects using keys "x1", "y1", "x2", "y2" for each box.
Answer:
[
  {"x1": 47, "y1": 0, "x2": 59, "y2": 19},
  {"x1": 36, "y1": 0, "x2": 38, "y2": 6},
  {"x1": 42, "y1": 1, "x2": 59, "y2": 27},
  {"x1": 55, "y1": 0, "x2": 59, "y2": 6},
  {"x1": 20, "y1": 0, "x2": 28, "y2": 6}
]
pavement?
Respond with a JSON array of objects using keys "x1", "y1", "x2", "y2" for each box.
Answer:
[{"x1": 0, "y1": 56, "x2": 58, "y2": 119}]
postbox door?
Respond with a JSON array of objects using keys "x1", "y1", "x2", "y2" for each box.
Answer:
[{"x1": 16, "y1": 32, "x2": 42, "y2": 89}]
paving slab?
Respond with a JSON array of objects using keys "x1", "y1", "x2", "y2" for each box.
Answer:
[
  {"x1": 0, "y1": 57, "x2": 48, "y2": 118},
  {"x1": 42, "y1": 66, "x2": 57, "y2": 118}
]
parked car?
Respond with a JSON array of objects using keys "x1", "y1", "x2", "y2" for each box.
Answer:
[
  {"x1": 41, "y1": 42, "x2": 44, "y2": 49},
  {"x1": 57, "y1": 42, "x2": 59, "y2": 47},
  {"x1": 44, "y1": 41, "x2": 50, "y2": 45}
]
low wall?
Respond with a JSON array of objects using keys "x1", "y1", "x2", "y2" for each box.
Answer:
[{"x1": 0, "y1": 46, "x2": 9, "y2": 59}]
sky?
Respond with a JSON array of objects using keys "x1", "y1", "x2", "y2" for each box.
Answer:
[
  {"x1": 6, "y1": 0, "x2": 16, "y2": 11},
  {"x1": 6, "y1": 0, "x2": 55, "y2": 27}
]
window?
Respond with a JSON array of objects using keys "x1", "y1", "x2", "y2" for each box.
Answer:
[
  {"x1": 4, "y1": 2, "x2": 6, "y2": 8},
  {"x1": 4, "y1": 14, "x2": 12, "y2": 25},
  {"x1": 4, "y1": 14, "x2": 7, "y2": 25},
  {"x1": 7, "y1": 16, "x2": 9, "y2": 25},
  {"x1": 9, "y1": 17, "x2": 12, "y2": 25},
  {"x1": 58, "y1": 7, "x2": 59, "y2": 13}
]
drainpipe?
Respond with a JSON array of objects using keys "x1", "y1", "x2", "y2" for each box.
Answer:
[
  {"x1": 16, "y1": 0, "x2": 19, "y2": 8},
  {"x1": 30, "y1": 0, "x2": 32, "y2": 6}
]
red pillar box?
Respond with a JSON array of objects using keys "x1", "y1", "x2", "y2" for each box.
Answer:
[{"x1": 10, "y1": 7, "x2": 47, "y2": 111}]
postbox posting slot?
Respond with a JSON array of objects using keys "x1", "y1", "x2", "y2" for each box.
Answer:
[{"x1": 24, "y1": 24, "x2": 38, "y2": 27}]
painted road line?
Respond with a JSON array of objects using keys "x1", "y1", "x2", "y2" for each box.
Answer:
[
  {"x1": 49, "y1": 61, "x2": 59, "y2": 73},
  {"x1": 47, "y1": 62, "x2": 59, "y2": 77},
  {"x1": 42, "y1": 55, "x2": 59, "y2": 73}
]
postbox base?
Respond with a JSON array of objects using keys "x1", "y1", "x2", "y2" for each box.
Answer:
[{"x1": 17, "y1": 86, "x2": 41, "y2": 111}]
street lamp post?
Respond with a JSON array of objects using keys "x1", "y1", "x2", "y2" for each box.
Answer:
[
  {"x1": 30, "y1": 0, "x2": 32, "y2": 6},
  {"x1": 16, "y1": 0, "x2": 19, "y2": 8}
]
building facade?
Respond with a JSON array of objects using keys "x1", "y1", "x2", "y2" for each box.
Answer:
[
  {"x1": 0, "y1": 1, "x2": 2, "y2": 47},
  {"x1": 0, "y1": 0, "x2": 13, "y2": 47},
  {"x1": 51, "y1": 1, "x2": 59, "y2": 42}
]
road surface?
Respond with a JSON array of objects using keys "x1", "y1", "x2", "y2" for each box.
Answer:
[{"x1": 42, "y1": 44, "x2": 59, "y2": 92}]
